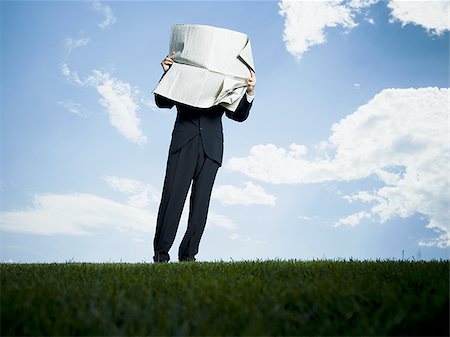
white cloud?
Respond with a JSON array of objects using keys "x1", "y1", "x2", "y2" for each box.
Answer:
[
  {"x1": 419, "y1": 232, "x2": 450, "y2": 249},
  {"x1": 208, "y1": 212, "x2": 238, "y2": 231},
  {"x1": 60, "y1": 62, "x2": 148, "y2": 145},
  {"x1": 348, "y1": 0, "x2": 379, "y2": 10},
  {"x1": 60, "y1": 63, "x2": 85, "y2": 86},
  {"x1": 228, "y1": 87, "x2": 449, "y2": 247},
  {"x1": 64, "y1": 37, "x2": 90, "y2": 58},
  {"x1": 58, "y1": 99, "x2": 87, "y2": 117},
  {"x1": 103, "y1": 176, "x2": 160, "y2": 208},
  {"x1": 0, "y1": 175, "x2": 238, "y2": 238},
  {"x1": 279, "y1": 0, "x2": 357, "y2": 59},
  {"x1": 229, "y1": 142, "x2": 330, "y2": 184},
  {"x1": 59, "y1": 8, "x2": 149, "y2": 146},
  {"x1": 212, "y1": 182, "x2": 276, "y2": 206},
  {"x1": 92, "y1": 0, "x2": 117, "y2": 30},
  {"x1": 335, "y1": 211, "x2": 372, "y2": 227},
  {"x1": 0, "y1": 176, "x2": 160, "y2": 237},
  {"x1": 228, "y1": 232, "x2": 263, "y2": 245},
  {"x1": 366, "y1": 17, "x2": 375, "y2": 25},
  {"x1": 87, "y1": 70, "x2": 147, "y2": 145},
  {"x1": 388, "y1": 0, "x2": 449, "y2": 35},
  {"x1": 0, "y1": 193, "x2": 155, "y2": 236},
  {"x1": 278, "y1": 0, "x2": 448, "y2": 59},
  {"x1": 104, "y1": 176, "x2": 144, "y2": 194},
  {"x1": 299, "y1": 215, "x2": 319, "y2": 221},
  {"x1": 60, "y1": 37, "x2": 89, "y2": 84},
  {"x1": 229, "y1": 233, "x2": 244, "y2": 240},
  {"x1": 60, "y1": 3, "x2": 148, "y2": 147}
]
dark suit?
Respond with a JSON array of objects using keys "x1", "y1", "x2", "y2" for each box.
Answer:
[{"x1": 153, "y1": 94, "x2": 252, "y2": 262}]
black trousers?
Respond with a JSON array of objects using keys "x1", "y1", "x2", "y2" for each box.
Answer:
[{"x1": 153, "y1": 135, "x2": 219, "y2": 262}]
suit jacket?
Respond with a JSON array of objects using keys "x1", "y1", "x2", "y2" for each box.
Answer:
[{"x1": 155, "y1": 93, "x2": 252, "y2": 166}]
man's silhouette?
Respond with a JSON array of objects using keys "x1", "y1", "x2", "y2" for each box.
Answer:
[{"x1": 153, "y1": 52, "x2": 256, "y2": 262}]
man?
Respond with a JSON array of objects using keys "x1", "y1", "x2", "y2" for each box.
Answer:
[{"x1": 153, "y1": 52, "x2": 256, "y2": 262}]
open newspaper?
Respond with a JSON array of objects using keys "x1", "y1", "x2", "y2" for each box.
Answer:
[{"x1": 153, "y1": 24, "x2": 255, "y2": 112}]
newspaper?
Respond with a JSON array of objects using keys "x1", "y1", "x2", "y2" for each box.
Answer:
[{"x1": 153, "y1": 24, "x2": 255, "y2": 111}]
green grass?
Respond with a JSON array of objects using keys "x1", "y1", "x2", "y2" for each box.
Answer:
[{"x1": 1, "y1": 260, "x2": 448, "y2": 336}]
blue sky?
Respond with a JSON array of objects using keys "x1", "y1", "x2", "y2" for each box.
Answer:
[{"x1": 1, "y1": 0, "x2": 448, "y2": 262}]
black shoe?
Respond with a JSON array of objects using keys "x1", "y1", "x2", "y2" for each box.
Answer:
[
  {"x1": 179, "y1": 257, "x2": 196, "y2": 262},
  {"x1": 153, "y1": 252, "x2": 169, "y2": 263}
]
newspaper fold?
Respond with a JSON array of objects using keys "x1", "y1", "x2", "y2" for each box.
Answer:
[{"x1": 153, "y1": 24, "x2": 255, "y2": 111}]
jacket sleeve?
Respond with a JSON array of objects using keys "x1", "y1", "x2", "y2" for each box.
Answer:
[
  {"x1": 154, "y1": 93, "x2": 175, "y2": 109},
  {"x1": 225, "y1": 95, "x2": 253, "y2": 122}
]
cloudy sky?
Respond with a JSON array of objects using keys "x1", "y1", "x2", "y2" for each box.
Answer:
[{"x1": 1, "y1": 0, "x2": 448, "y2": 262}]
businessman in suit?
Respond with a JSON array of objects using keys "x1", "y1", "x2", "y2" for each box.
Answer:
[{"x1": 153, "y1": 52, "x2": 256, "y2": 262}]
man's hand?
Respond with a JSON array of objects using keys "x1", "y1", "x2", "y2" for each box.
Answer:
[
  {"x1": 246, "y1": 70, "x2": 256, "y2": 95},
  {"x1": 161, "y1": 51, "x2": 175, "y2": 72}
]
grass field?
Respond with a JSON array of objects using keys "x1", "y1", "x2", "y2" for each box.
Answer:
[{"x1": 1, "y1": 260, "x2": 448, "y2": 336}]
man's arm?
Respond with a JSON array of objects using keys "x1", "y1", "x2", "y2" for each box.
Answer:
[
  {"x1": 225, "y1": 70, "x2": 256, "y2": 122},
  {"x1": 225, "y1": 94, "x2": 253, "y2": 122},
  {"x1": 155, "y1": 93, "x2": 175, "y2": 109},
  {"x1": 154, "y1": 52, "x2": 176, "y2": 109}
]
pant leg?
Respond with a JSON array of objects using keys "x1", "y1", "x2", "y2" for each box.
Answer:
[
  {"x1": 153, "y1": 137, "x2": 200, "y2": 262},
  {"x1": 178, "y1": 151, "x2": 220, "y2": 260}
]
